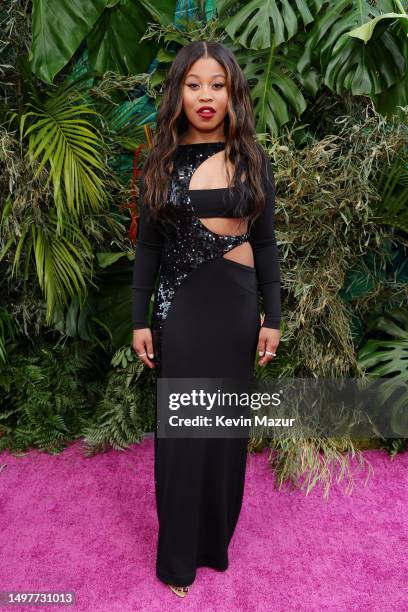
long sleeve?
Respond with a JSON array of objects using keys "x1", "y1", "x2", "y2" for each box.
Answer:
[
  {"x1": 248, "y1": 157, "x2": 281, "y2": 329},
  {"x1": 131, "y1": 178, "x2": 165, "y2": 329}
]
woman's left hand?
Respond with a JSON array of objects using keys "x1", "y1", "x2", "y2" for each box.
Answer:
[{"x1": 257, "y1": 326, "x2": 280, "y2": 366}]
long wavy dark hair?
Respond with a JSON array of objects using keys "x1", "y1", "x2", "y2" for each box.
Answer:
[{"x1": 141, "y1": 40, "x2": 272, "y2": 231}]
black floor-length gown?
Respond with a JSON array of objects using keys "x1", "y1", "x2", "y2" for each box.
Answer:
[{"x1": 132, "y1": 141, "x2": 280, "y2": 587}]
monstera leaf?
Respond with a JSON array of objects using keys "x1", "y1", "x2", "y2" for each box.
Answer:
[
  {"x1": 348, "y1": 11, "x2": 408, "y2": 43},
  {"x1": 357, "y1": 308, "x2": 408, "y2": 436},
  {"x1": 30, "y1": 0, "x2": 175, "y2": 83},
  {"x1": 217, "y1": 0, "x2": 317, "y2": 49},
  {"x1": 298, "y1": 0, "x2": 406, "y2": 97},
  {"x1": 237, "y1": 42, "x2": 308, "y2": 134},
  {"x1": 217, "y1": 0, "x2": 407, "y2": 134},
  {"x1": 370, "y1": 12, "x2": 408, "y2": 119},
  {"x1": 88, "y1": 0, "x2": 156, "y2": 75},
  {"x1": 358, "y1": 310, "x2": 408, "y2": 381},
  {"x1": 30, "y1": 0, "x2": 109, "y2": 83},
  {"x1": 87, "y1": 0, "x2": 175, "y2": 75}
]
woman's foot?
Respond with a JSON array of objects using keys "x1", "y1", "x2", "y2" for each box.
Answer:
[{"x1": 168, "y1": 583, "x2": 191, "y2": 597}]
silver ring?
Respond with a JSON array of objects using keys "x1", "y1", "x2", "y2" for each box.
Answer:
[
  {"x1": 265, "y1": 351, "x2": 276, "y2": 356},
  {"x1": 137, "y1": 352, "x2": 147, "y2": 357}
]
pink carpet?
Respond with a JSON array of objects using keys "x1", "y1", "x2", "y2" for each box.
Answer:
[{"x1": 0, "y1": 437, "x2": 407, "y2": 611}]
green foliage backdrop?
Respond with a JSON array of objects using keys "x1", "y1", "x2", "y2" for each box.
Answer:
[{"x1": 1, "y1": 0, "x2": 407, "y2": 493}]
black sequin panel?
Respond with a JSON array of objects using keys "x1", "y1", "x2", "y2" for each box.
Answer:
[{"x1": 151, "y1": 143, "x2": 250, "y2": 374}]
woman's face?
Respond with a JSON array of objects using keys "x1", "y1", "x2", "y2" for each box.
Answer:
[{"x1": 181, "y1": 57, "x2": 228, "y2": 139}]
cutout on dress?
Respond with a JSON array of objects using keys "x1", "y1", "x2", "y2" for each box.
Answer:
[
  {"x1": 197, "y1": 216, "x2": 249, "y2": 238},
  {"x1": 188, "y1": 149, "x2": 247, "y2": 191},
  {"x1": 188, "y1": 150, "x2": 232, "y2": 192},
  {"x1": 189, "y1": 150, "x2": 252, "y2": 260},
  {"x1": 222, "y1": 241, "x2": 255, "y2": 269}
]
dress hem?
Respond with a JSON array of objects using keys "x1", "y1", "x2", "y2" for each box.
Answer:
[{"x1": 156, "y1": 559, "x2": 229, "y2": 586}]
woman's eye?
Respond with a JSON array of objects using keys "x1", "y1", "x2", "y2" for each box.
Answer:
[{"x1": 186, "y1": 83, "x2": 225, "y2": 89}]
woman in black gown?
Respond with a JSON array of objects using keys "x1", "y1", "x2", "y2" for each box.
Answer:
[{"x1": 131, "y1": 41, "x2": 281, "y2": 597}]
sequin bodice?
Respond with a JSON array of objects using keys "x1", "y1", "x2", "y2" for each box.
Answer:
[
  {"x1": 132, "y1": 140, "x2": 281, "y2": 371},
  {"x1": 151, "y1": 143, "x2": 250, "y2": 330}
]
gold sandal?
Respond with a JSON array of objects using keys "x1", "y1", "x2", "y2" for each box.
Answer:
[{"x1": 168, "y1": 584, "x2": 191, "y2": 598}]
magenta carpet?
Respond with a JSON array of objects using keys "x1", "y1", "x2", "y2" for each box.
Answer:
[{"x1": 1, "y1": 437, "x2": 407, "y2": 612}]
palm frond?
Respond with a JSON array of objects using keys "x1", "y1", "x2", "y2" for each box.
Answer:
[
  {"x1": 0, "y1": 205, "x2": 95, "y2": 322},
  {"x1": 20, "y1": 88, "x2": 108, "y2": 227}
]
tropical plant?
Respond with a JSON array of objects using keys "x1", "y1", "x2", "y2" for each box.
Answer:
[
  {"x1": 0, "y1": 340, "x2": 105, "y2": 453},
  {"x1": 357, "y1": 307, "x2": 408, "y2": 438},
  {"x1": 265, "y1": 436, "x2": 373, "y2": 499},
  {"x1": 29, "y1": 0, "x2": 176, "y2": 83},
  {"x1": 1, "y1": 0, "x2": 408, "y2": 491},
  {"x1": 374, "y1": 151, "x2": 408, "y2": 234},
  {"x1": 0, "y1": 62, "x2": 129, "y2": 322},
  {"x1": 19, "y1": 77, "x2": 109, "y2": 223},
  {"x1": 0, "y1": 307, "x2": 17, "y2": 363},
  {"x1": 82, "y1": 345, "x2": 156, "y2": 454},
  {"x1": 1, "y1": 192, "x2": 96, "y2": 322},
  {"x1": 298, "y1": 0, "x2": 408, "y2": 106},
  {"x1": 28, "y1": 1, "x2": 408, "y2": 133}
]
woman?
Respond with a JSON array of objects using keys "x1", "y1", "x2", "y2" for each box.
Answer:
[{"x1": 132, "y1": 40, "x2": 281, "y2": 597}]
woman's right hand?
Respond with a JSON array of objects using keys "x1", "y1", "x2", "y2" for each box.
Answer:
[{"x1": 132, "y1": 328, "x2": 155, "y2": 369}]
